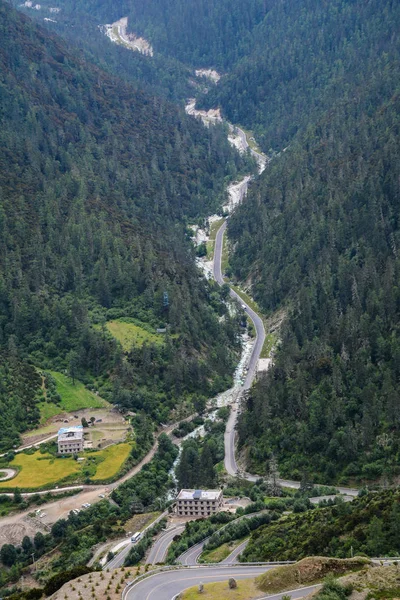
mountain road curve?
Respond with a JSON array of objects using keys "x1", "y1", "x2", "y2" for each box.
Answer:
[
  {"x1": 228, "y1": 123, "x2": 267, "y2": 168},
  {"x1": 220, "y1": 538, "x2": 250, "y2": 564},
  {"x1": 178, "y1": 538, "x2": 209, "y2": 565},
  {"x1": 146, "y1": 524, "x2": 186, "y2": 565},
  {"x1": 122, "y1": 565, "x2": 321, "y2": 600}
]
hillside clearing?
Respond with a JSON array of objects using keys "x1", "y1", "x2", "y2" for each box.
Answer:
[
  {"x1": 38, "y1": 371, "x2": 109, "y2": 422},
  {"x1": 105, "y1": 319, "x2": 164, "y2": 350}
]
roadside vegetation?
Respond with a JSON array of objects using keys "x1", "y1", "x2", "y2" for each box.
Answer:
[
  {"x1": 124, "y1": 517, "x2": 167, "y2": 566},
  {"x1": 166, "y1": 512, "x2": 237, "y2": 564},
  {"x1": 199, "y1": 513, "x2": 275, "y2": 563},
  {"x1": 199, "y1": 538, "x2": 246, "y2": 563},
  {"x1": 111, "y1": 434, "x2": 178, "y2": 515},
  {"x1": 0, "y1": 489, "x2": 80, "y2": 519},
  {"x1": 230, "y1": 285, "x2": 277, "y2": 359},
  {"x1": 242, "y1": 490, "x2": 400, "y2": 562}
]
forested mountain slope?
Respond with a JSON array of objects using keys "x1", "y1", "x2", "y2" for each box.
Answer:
[
  {"x1": 233, "y1": 1, "x2": 400, "y2": 483},
  {"x1": 201, "y1": 0, "x2": 400, "y2": 151},
  {"x1": 114, "y1": 0, "x2": 268, "y2": 69},
  {"x1": 0, "y1": 1, "x2": 246, "y2": 450},
  {"x1": 14, "y1": 0, "x2": 196, "y2": 102},
  {"x1": 242, "y1": 489, "x2": 400, "y2": 561},
  {"x1": 45, "y1": 0, "x2": 267, "y2": 70}
]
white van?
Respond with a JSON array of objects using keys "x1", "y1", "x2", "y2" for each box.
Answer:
[{"x1": 131, "y1": 532, "x2": 142, "y2": 543}]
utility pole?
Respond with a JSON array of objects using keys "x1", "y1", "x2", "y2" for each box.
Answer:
[{"x1": 31, "y1": 552, "x2": 35, "y2": 572}]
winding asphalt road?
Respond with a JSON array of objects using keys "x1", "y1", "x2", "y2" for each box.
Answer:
[
  {"x1": 221, "y1": 538, "x2": 250, "y2": 564},
  {"x1": 177, "y1": 511, "x2": 271, "y2": 566},
  {"x1": 123, "y1": 565, "x2": 321, "y2": 600},
  {"x1": 213, "y1": 220, "x2": 266, "y2": 393},
  {"x1": 178, "y1": 538, "x2": 208, "y2": 565},
  {"x1": 106, "y1": 542, "x2": 132, "y2": 571},
  {"x1": 124, "y1": 565, "x2": 271, "y2": 600},
  {"x1": 146, "y1": 525, "x2": 186, "y2": 565},
  {"x1": 228, "y1": 123, "x2": 267, "y2": 168},
  {"x1": 213, "y1": 215, "x2": 265, "y2": 478}
]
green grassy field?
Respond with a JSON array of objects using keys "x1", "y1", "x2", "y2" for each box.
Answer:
[
  {"x1": 0, "y1": 453, "x2": 81, "y2": 489},
  {"x1": 45, "y1": 371, "x2": 108, "y2": 414},
  {"x1": 90, "y1": 443, "x2": 132, "y2": 481},
  {"x1": 105, "y1": 319, "x2": 164, "y2": 351},
  {"x1": 37, "y1": 402, "x2": 63, "y2": 422}
]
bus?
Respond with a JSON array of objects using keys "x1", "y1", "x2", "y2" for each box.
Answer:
[{"x1": 131, "y1": 532, "x2": 142, "y2": 543}]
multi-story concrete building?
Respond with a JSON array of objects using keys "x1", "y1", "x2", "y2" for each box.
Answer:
[
  {"x1": 57, "y1": 425, "x2": 84, "y2": 454},
  {"x1": 176, "y1": 489, "x2": 224, "y2": 518}
]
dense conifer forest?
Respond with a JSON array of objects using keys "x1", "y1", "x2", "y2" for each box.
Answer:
[
  {"x1": 4, "y1": 0, "x2": 400, "y2": 484},
  {"x1": 27, "y1": 0, "x2": 267, "y2": 70},
  {"x1": 201, "y1": 0, "x2": 400, "y2": 150},
  {"x1": 230, "y1": 0, "x2": 400, "y2": 484},
  {"x1": 0, "y1": 1, "x2": 248, "y2": 449},
  {"x1": 242, "y1": 490, "x2": 400, "y2": 562}
]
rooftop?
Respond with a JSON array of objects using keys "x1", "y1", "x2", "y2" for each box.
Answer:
[
  {"x1": 58, "y1": 425, "x2": 84, "y2": 442},
  {"x1": 176, "y1": 489, "x2": 222, "y2": 501}
]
